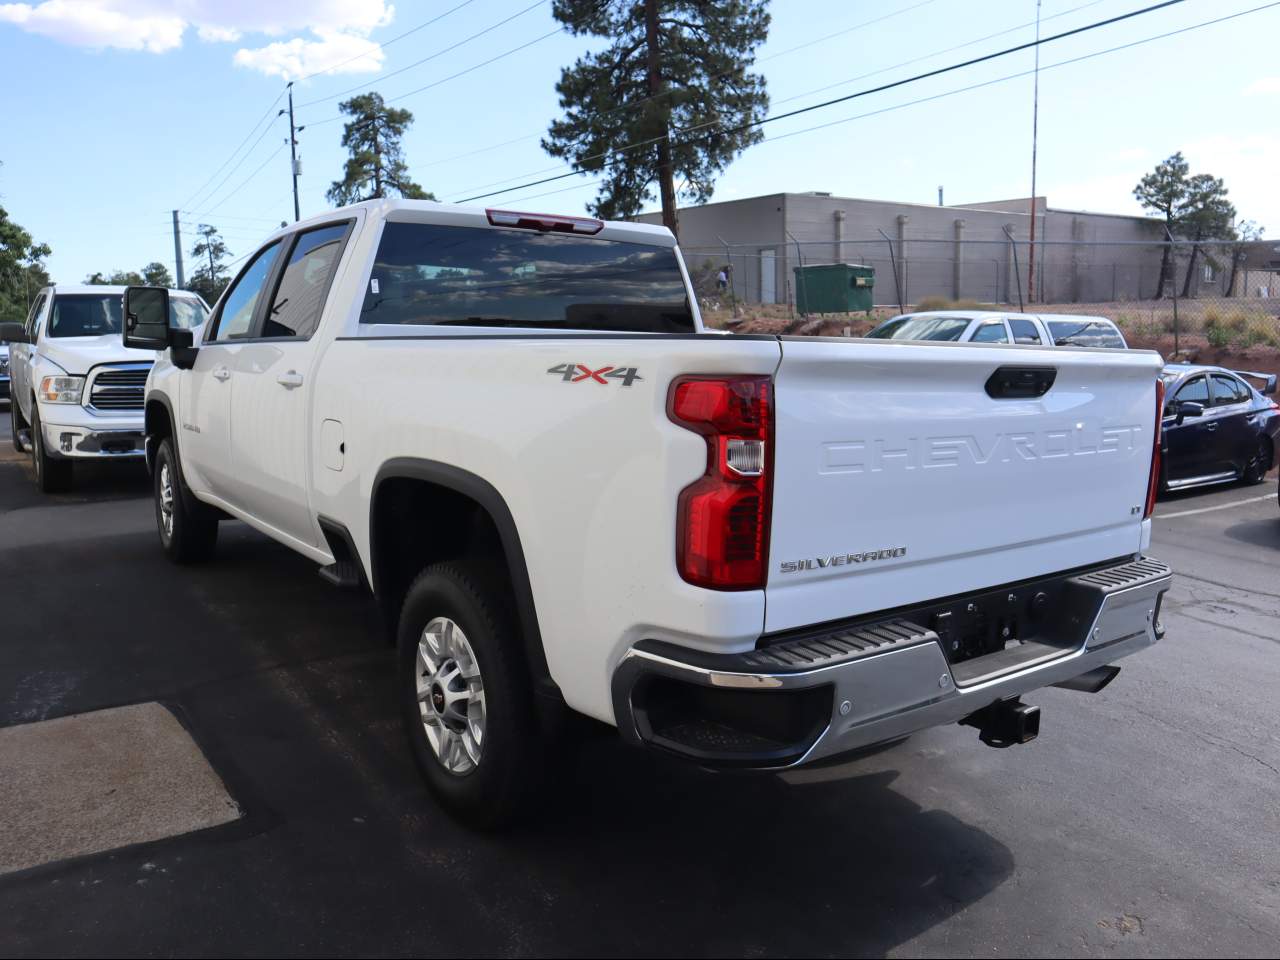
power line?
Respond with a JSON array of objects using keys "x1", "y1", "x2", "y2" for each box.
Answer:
[
  {"x1": 292, "y1": 0, "x2": 480, "y2": 84},
  {"x1": 183, "y1": 116, "x2": 281, "y2": 214},
  {"x1": 419, "y1": 0, "x2": 947, "y2": 172},
  {"x1": 452, "y1": 0, "x2": 1188, "y2": 204},
  {"x1": 298, "y1": 0, "x2": 549, "y2": 109},
  {"x1": 191, "y1": 143, "x2": 288, "y2": 218},
  {"x1": 178, "y1": 90, "x2": 285, "y2": 212},
  {"x1": 426, "y1": 0, "x2": 1102, "y2": 188},
  {"x1": 306, "y1": 27, "x2": 564, "y2": 127}
]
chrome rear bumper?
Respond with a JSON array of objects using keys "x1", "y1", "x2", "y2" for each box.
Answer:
[{"x1": 612, "y1": 556, "x2": 1172, "y2": 769}]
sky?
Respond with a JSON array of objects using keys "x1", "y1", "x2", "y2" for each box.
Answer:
[{"x1": 2, "y1": 0, "x2": 1278, "y2": 284}]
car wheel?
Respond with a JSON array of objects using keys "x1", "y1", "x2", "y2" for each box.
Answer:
[
  {"x1": 398, "y1": 561, "x2": 542, "y2": 829},
  {"x1": 154, "y1": 437, "x2": 218, "y2": 562},
  {"x1": 1242, "y1": 439, "x2": 1271, "y2": 485},
  {"x1": 30, "y1": 406, "x2": 72, "y2": 493}
]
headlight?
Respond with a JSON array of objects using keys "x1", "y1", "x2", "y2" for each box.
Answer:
[{"x1": 39, "y1": 375, "x2": 85, "y2": 404}]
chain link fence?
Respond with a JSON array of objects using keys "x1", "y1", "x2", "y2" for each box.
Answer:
[{"x1": 684, "y1": 238, "x2": 1280, "y2": 370}]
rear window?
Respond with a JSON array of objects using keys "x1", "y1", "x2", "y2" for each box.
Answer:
[
  {"x1": 1047, "y1": 319, "x2": 1125, "y2": 348},
  {"x1": 359, "y1": 222, "x2": 694, "y2": 332},
  {"x1": 865, "y1": 315, "x2": 970, "y2": 342}
]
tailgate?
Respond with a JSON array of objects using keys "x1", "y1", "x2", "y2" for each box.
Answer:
[{"x1": 765, "y1": 338, "x2": 1162, "y2": 633}]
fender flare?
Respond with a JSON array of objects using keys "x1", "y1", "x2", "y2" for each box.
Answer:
[
  {"x1": 143, "y1": 392, "x2": 178, "y2": 475},
  {"x1": 370, "y1": 458, "x2": 558, "y2": 700}
]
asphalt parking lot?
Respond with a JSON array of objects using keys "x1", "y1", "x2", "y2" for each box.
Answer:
[{"x1": 1, "y1": 407, "x2": 1277, "y2": 958}]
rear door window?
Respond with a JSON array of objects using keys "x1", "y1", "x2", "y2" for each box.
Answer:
[
  {"x1": 1008, "y1": 317, "x2": 1042, "y2": 344},
  {"x1": 970, "y1": 320, "x2": 1009, "y2": 343},
  {"x1": 1211, "y1": 374, "x2": 1249, "y2": 406},
  {"x1": 359, "y1": 221, "x2": 694, "y2": 332},
  {"x1": 262, "y1": 223, "x2": 350, "y2": 339}
]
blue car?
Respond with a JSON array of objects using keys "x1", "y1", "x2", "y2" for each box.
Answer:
[{"x1": 1160, "y1": 364, "x2": 1279, "y2": 493}]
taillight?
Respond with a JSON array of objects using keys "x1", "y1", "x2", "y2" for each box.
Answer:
[
  {"x1": 1144, "y1": 378, "x2": 1165, "y2": 519},
  {"x1": 667, "y1": 375, "x2": 773, "y2": 590}
]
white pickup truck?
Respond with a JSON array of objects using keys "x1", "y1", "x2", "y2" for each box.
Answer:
[
  {"x1": 0, "y1": 284, "x2": 208, "y2": 491},
  {"x1": 121, "y1": 199, "x2": 1172, "y2": 826}
]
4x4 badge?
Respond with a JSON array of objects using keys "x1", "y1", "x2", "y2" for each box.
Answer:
[{"x1": 547, "y1": 363, "x2": 642, "y2": 386}]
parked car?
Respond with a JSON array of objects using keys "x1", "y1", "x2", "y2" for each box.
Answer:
[
  {"x1": 122, "y1": 199, "x2": 1171, "y2": 826},
  {"x1": 1159, "y1": 363, "x2": 1279, "y2": 492},
  {"x1": 867, "y1": 310, "x2": 1128, "y2": 348},
  {"x1": 0, "y1": 340, "x2": 9, "y2": 401},
  {"x1": 0, "y1": 285, "x2": 208, "y2": 491}
]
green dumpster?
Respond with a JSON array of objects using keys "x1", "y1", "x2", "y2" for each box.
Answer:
[{"x1": 793, "y1": 263, "x2": 875, "y2": 314}]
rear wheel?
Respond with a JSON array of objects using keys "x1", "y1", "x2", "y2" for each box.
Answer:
[
  {"x1": 30, "y1": 406, "x2": 72, "y2": 493},
  {"x1": 154, "y1": 438, "x2": 218, "y2": 562},
  {"x1": 397, "y1": 561, "x2": 542, "y2": 829},
  {"x1": 1242, "y1": 439, "x2": 1271, "y2": 485}
]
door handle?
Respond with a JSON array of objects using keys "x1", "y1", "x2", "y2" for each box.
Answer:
[
  {"x1": 277, "y1": 370, "x2": 304, "y2": 389},
  {"x1": 212, "y1": 366, "x2": 230, "y2": 382}
]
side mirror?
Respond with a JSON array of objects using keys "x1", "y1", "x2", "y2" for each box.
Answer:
[
  {"x1": 1175, "y1": 400, "x2": 1204, "y2": 425},
  {"x1": 0, "y1": 321, "x2": 29, "y2": 344},
  {"x1": 123, "y1": 286, "x2": 171, "y2": 350}
]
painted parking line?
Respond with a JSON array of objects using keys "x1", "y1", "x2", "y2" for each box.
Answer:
[{"x1": 1157, "y1": 493, "x2": 1275, "y2": 520}]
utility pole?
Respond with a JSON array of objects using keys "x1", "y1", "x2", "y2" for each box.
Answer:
[
  {"x1": 171, "y1": 210, "x2": 185, "y2": 287},
  {"x1": 1027, "y1": 0, "x2": 1042, "y2": 305},
  {"x1": 280, "y1": 82, "x2": 303, "y2": 222}
]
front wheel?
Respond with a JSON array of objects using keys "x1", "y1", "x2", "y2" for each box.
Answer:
[
  {"x1": 154, "y1": 438, "x2": 218, "y2": 562},
  {"x1": 1242, "y1": 439, "x2": 1271, "y2": 485},
  {"x1": 30, "y1": 406, "x2": 72, "y2": 493},
  {"x1": 398, "y1": 562, "x2": 542, "y2": 829}
]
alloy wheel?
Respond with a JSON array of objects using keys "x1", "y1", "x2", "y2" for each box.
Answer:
[{"x1": 415, "y1": 616, "x2": 486, "y2": 775}]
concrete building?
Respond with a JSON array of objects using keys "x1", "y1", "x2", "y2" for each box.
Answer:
[{"x1": 639, "y1": 192, "x2": 1182, "y2": 307}]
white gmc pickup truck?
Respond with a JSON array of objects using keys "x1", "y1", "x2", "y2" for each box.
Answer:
[{"x1": 122, "y1": 199, "x2": 1172, "y2": 826}]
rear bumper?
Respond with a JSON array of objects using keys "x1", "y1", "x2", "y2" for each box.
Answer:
[{"x1": 612, "y1": 556, "x2": 1172, "y2": 769}]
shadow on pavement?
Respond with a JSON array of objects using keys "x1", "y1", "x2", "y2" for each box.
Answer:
[{"x1": 0, "y1": 516, "x2": 1015, "y2": 956}]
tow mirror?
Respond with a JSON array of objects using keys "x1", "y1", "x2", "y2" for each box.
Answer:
[
  {"x1": 1175, "y1": 400, "x2": 1204, "y2": 425},
  {"x1": 123, "y1": 286, "x2": 171, "y2": 350},
  {"x1": 0, "y1": 321, "x2": 29, "y2": 344}
]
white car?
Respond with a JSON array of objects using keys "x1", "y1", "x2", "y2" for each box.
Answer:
[
  {"x1": 125, "y1": 199, "x2": 1171, "y2": 826},
  {"x1": 0, "y1": 284, "x2": 207, "y2": 491},
  {"x1": 868, "y1": 310, "x2": 1129, "y2": 348}
]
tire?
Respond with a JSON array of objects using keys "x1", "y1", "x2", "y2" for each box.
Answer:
[
  {"x1": 29, "y1": 405, "x2": 72, "y2": 493},
  {"x1": 154, "y1": 437, "x2": 218, "y2": 563},
  {"x1": 1242, "y1": 439, "x2": 1271, "y2": 485},
  {"x1": 397, "y1": 561, "x2": 542, "y2": 829}
]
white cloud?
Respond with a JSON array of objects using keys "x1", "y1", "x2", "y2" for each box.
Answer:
[
  {"x1": 0, "y1": 1, "x2": 393, "y2": 73},
  {"x1": 0, "y1": 2, "x2": 184, "y2": 52},
  {"x1": 1244, "y1": 77, "x2": 1280, "y2": 96},
  {"x1": 233, "y1": 28, "x2": 385, "y2": 81}
]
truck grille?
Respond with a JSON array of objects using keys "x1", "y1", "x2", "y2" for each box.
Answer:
[{"x1": 88, "y1": 367, "x2": 150, "y2": 411}]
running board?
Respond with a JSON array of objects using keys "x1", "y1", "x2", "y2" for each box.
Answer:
[{"x1": 318, "y1": 561, "x2": 363, "y2": 589}]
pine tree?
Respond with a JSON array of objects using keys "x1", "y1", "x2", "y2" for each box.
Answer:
[
  {"x1": 543, "y1": 0, "x2": 770, "y2": 237},
  {"x1": 327, "y1": 93, "x2": 434, "y2": 206},
  {"x1": 1133, "y1": 152, "x2": 1189, "y2": 300}
]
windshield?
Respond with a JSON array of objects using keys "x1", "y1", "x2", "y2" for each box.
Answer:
[
  {"x1": 49, "y1": 294, "x2": 123, "y2": 337},
  {"x1": 48, "y1": 293, "x2": 210, "y2": 337},
  {"x1": 1047, "y1": 319, "x2": 1125, "y2": 348},
  {"x1": 359, "y1": 222, "x2": 694, "y2": 332},
  {"x1": 866, "y1": 314, "x2": 970, "y2": 342}
]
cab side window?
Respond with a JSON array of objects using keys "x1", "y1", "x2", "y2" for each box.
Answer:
[
  {"x1": 210, "y1": 241, "x2": 283, "y2": 342},
  {"x1": 262, "y1": 223, "x2": 350, "y2": 340},
  {"x1": 1008, "y1": 318, "x2": 1042, "y2": 344},
  {"x1": 1211, "y1": 374, "x2": 1248, "y2": 406},
  {"x1": 971, "y1": 321, "x2": 1009, "y2": 343}
]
